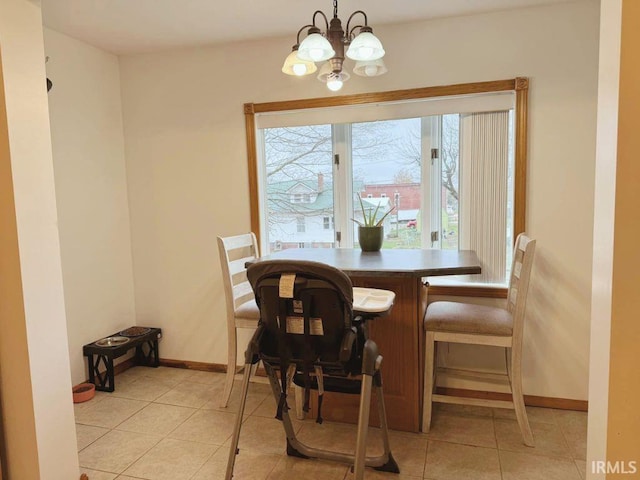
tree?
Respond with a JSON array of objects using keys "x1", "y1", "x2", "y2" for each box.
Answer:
[
  {"x1": 396, "y1": 116, "x2": 459, "y2": 201},
  {"x1": 441, "y1": 115, "x2": 459, "y2": 202},
  {"x1": 393, "y1": 168, "x2": 417, "y2": 184}
]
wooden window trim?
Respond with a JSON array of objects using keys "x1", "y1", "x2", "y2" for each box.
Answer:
[{"x1": 244, "y1": 78, "x2": 529, "y2": 299}]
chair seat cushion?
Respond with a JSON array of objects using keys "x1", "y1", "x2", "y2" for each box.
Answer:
[
  {"x1": 235, "y1": 299, "x2": 260, "y2": 320},
  {"x1": 424, "y1": 301, "x2": 513, "y2": 336}
]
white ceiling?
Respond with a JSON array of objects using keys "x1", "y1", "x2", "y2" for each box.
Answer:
[{"x1": 42, "y1": 0, "x2": 579, "y2": 55}]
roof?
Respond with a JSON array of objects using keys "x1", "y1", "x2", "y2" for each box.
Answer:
[{"x1": 267, "y1": 179, "x2": 332, "y2": 214}]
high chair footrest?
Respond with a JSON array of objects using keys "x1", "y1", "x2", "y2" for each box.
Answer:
[{"x1": 293, "y1": 374, "x2": 362, "y2": 395}]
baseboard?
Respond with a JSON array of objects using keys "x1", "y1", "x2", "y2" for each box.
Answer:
[
  {"x1": 158, "y1": 358, "x2": 269, "y2": 377},
  {"x1": 435, "y1": 386, "x2": 588, "y2": 411},
  {"x1": 159, "y1": 358, "x2": 228, "y2": 373},
  {"x1": 114, "y1": 357, "x2": 136, "y2": 376},
  {"x1": 83, "y1": 357, "x2": 136, "y2": 385}
]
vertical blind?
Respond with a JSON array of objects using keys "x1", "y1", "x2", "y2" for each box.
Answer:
[{"x1": 459, "y1": 111, "x2": 510, "y2": 284}]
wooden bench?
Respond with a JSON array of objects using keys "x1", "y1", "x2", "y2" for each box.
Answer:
[{"x1": 83, "y1": 327, "x2": 162, "y2": 392}]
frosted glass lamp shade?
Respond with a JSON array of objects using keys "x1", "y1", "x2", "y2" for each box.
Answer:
[
  {"x1": 353, "y1": 59, "x2": 388, "y2": 77},
  {"x1": 297, "y1": 33, "x2": 335, "y2": 62},
  {"x1": 346, "y1": 31, "x2": 385, "y2": 61},
  {"x1": 282, "y1": 50, "x2": 317, "y2": 76}
]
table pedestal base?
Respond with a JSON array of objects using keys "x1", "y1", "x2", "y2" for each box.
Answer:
[{"x1": 309, "y1": 277, "x2": 427, "y2": 433}]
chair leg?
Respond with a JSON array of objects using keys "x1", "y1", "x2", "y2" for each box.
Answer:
[
  {"x1": 225, "y1": 363, "x2": 252, "y2": 480},
  {"x1": 510, "y1": 350, "x2": 534, "y2": 447},
  {"x1": 353, "y1": 373, "x2": 373, "y2": 480},
  {"x1": 220, "y1": 325, "x2": 237, "y2": 408},
  {"x1": 505, "y1": 347, "x2": 513, "y2": 384},
  {"x1": 422, "y1": 331, "x2": 436, "y2": 433}
]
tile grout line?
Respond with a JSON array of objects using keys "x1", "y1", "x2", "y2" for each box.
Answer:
[
  {"x1": 554, "y1": 410, "x2": 587, "y2": 478},
  {"x1": 494, "y1": 415, "x2": 506, "y2": 480},
  {"x1": 422, "y1": 435, "x2": 430, "y2": 479}
]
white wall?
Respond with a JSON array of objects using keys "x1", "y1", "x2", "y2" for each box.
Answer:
[
  {"x1": 0, "y1": 0, "x2": 79, "y2": 477},
  {"x1": 119, "y1": 1, "x2": 599, "y2": 400},
  {"x1": 44, "y1": 28, "x2": 136, "y2": 385}
]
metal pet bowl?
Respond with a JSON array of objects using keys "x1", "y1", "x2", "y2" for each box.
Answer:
[{"x1": 95, "y1": 336, "x2": 130, "y2": 347}]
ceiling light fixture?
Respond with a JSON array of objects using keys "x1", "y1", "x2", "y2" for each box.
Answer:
[{"x1": 282, "y1": 0, "x2": 387, "y2": 92}]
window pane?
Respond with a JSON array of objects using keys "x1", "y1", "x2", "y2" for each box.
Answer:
[
  {"x1": 262, "y1": 125, "x2": 334, "y2": 251},
  {"x1": 351, "y1": 119, "x2": 422, "y2": 249}
]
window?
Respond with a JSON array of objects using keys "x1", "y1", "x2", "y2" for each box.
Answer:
[{"x1": 246, "y1": 79, "x2": 528, "y2": 294}]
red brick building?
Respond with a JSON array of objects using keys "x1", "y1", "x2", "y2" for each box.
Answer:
[{"x1": 360, "y1": 183, "x2": 421, "y2": 211}]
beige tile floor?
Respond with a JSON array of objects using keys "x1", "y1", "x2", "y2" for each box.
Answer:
[{"x1": 75, "y1": 366, "x2": 588, "y2": 480}]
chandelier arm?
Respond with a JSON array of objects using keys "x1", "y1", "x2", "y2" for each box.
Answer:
[
  {"x1": 311, "y1": 10, "x2": 330, "y2": 32},
  {"x1": 348, "y1": 24, "x2": 366, "y2": 38},
  {"x1": 345, "y1": 10, "x2": 368, "y2": 36},
  {"x1": 295, "y1": 24, "x2": 315, "y2": 45}
]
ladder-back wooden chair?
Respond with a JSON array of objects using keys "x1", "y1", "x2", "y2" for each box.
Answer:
[
  {"x1": 217, "y1": 233, "x2": 261, "y2": 408},
  {"x1": 422, "y1": 233, "x2": 537, "y2": 446}
]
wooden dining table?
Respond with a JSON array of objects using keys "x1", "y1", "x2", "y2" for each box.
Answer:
[{"x1": 251, "y1": 248, "x2": 481, "y2": 433}]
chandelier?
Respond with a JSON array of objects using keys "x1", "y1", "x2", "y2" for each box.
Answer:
[{"x1": 282, "y1": 0, "x2": 387, "y2": 92}]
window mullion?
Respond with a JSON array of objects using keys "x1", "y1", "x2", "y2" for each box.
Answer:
[
  {"x1": 332, "y1": 124, "x2": 353, "y2": 247},
  {"x1": 430, "y1": 117, "x2": 442, "y2": 249},
  {"x1": 421, "y1": 117, "x2": 442, "y2": 249}
]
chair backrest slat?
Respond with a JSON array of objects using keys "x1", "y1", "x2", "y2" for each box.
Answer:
[
  {"x1": 229, "y1": 256, "x2": 256, "y2": 277},
  {"x1": 222, "y1": 233, "x2": 258, "y2": 252},
  {"x1": 233, "y1": 281, "x2": 255, "y2": 308}
]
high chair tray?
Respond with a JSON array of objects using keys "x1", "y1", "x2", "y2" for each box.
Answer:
[{"x1": 353, "y1": 287, "x2": 395, "y2": 315}]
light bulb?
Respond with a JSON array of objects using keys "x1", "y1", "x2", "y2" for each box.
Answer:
[
  {"x1": 282, "y1": 50, "x2": 316, "y2": 76},
  {"x1": 353, "y1": 59, "x2": 387, "y2": 77},
  {"x1": 364, "y1": 65, "x2": 378, "y2": 76},
  {"x1": 292, "y1": 63, "x2": 308, "y2": 76},
  {"x1": 327, "y1": 78, "x2": 343, "y2": 91}
]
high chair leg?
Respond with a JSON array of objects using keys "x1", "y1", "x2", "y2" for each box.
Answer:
[
  {"x1": 353, "y1": 373, "x2": 373, "y2": 480},
  {"x1": 374, "y1": 374, "x2": 399, "y2": 473}
]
